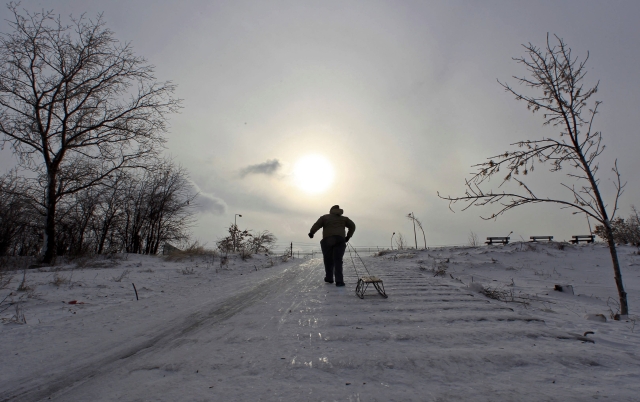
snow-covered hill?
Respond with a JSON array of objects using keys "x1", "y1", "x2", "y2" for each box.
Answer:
[{"x1": 1, "y1": 242, "x2": 639, "y2": 401}]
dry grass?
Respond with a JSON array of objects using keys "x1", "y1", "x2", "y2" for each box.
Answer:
[
  {"x1": 180, "y1": 267, "x2": 196, "y2": 275},
  {"x1": 480, "y1": 284, "x2": 531, "y2": 307},
  {"x1": 239, "y1": 248, "x2": 252, "y2": 261},
  {"x1": 112, "y1": 269, "x2": 131, "y2": 282},
  {"x1": 50, "y1": 272, "x2": 71, "y2": 287},
  {"x1": 0, "y1": 271, "x2": 15, "y2": 314},
  {"x1": 164, "y1": 241, "x2": 217, "y2": 262},
  {"x1": 468, "y1": 231, "x2": 480, "y2": 247},
  {"x1": 432, "y1": 263, "x2": 448, "y2": 277},
  {"x1": 0, "y1": 270, "x2": 13, "y2": 290},
  {"x1": 74, "y1": 256, "x2": 121, "y2": 269},
  {"x1": 1, "y1": 302, "x2": 27, "y2": 324}
]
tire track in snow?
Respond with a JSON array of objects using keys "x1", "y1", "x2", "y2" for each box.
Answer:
[{"x1": 1, "y1": 261, "x2": 311, "y2": 402}]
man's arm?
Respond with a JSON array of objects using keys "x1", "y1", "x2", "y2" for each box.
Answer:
[
  {"x1": 345, "y1": 218, "x2": 356, "y2": 242},
  {"x1": 309, "y1": 216, "x2": 324, "y2": 238}
]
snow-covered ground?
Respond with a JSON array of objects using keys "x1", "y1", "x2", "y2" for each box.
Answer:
[{"x1": 1, "y1": 242, "x2": 639, "y2": 401}]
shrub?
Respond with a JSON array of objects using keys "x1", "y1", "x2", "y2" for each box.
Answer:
[{"x1": 594, "y1": 207, "x2": 640, "y2": 246}]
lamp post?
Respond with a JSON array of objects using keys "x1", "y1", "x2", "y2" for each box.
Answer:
[
  {"x1": 391, "y1": 232, "x2": 395, "y2": 251},
  {"x1": 234, "y1": 214, "x2": 242, "y2": 252}
]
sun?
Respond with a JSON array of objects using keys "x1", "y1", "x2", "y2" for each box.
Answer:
[{"x1": 293, "y1": 155, "x2": 335, "y2": 194}]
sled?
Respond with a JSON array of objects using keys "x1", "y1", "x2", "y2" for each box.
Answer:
[
  {"x1": 347, "y1": 244, "x2": 388, "y2": 299},
  {"x1": 355, "y1": 275, "x2": 388, "y2": 299}
]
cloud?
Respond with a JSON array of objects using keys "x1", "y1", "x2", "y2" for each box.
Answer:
[
  {"x1": 240, "y1": 159, "x2": 281, "y2": 178},
  {"x1": 189, "y1": 180, "x2": 227, "y2": 215},
  {"x1": 194, "y1": 192, "x2": 227, "y2": 215}
]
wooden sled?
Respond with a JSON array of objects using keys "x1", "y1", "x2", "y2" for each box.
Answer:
[{"x1": 355, "y1": 276, "x2": 388, "y2": 299}]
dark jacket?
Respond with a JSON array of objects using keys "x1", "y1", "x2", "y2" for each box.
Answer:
[{"x1": 310, "y1": 206, "x2": 356, "y2": 240}]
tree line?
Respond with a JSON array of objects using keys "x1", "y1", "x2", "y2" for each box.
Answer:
[{"x1": 0, "y1": 160, "x2": 196, "y2": 258}]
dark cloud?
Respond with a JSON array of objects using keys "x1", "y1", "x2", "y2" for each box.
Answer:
[
  {"x1": 240, "y1": 159, "x2": 281, "y2": 178},
  {"x1": 194, "y1": 192, "x2": 227, "y2": 215}
]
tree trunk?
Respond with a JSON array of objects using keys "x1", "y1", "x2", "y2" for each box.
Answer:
[
  {"x1": 41, "y1": 170, "x2": 58, "y2": 264},
  {"x1": 97, "y1": 215, "x2": 112, "y2": 254},
  {"x1": 571, "y1": 127, "x2": 629, "y2": 316},
  {"x1": 604, "y1": 222, "x2": 629, "y2": 316}
]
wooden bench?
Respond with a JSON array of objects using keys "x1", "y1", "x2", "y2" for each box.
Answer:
[
  {"x1": 530, "y1": 236, "x2": 553, "y2": 242},
  {"x1": 571, "y1": 235, "x2": 594, "y2": 244},
  {"x1": 486, "y1": 237, "x2": 510, "y2": 245}
]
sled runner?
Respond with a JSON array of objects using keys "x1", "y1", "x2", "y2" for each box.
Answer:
[{"x1": 347, "y1": 243, "x2": 388, "y2": 299}]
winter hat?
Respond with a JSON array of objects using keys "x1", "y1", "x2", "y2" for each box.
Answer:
[{"x1": 330, "y1": 205, "x2": 343, "y2": 215}]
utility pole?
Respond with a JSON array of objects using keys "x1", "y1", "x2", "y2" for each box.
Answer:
[
  {"x1": 391, "y1": 232, "x2": 395, "y2": 250},
  {"x1": 410, "y1": 212, "x2": 418, "y2": 249},
  {"x1": 290, "y1": 242, "x2": 293, "y2": 258}
]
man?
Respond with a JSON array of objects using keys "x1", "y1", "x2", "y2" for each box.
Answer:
[{"x1": 308, "y1": 205, "x2": 356, "y2": 287}]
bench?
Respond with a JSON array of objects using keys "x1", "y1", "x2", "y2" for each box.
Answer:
[
  {"x1": 571, "y1": 235, "x2": 594, "y2": 244},
  {"x1": 530, "y1": 236, "x2": 553, "y2": 242},
  {"x1": 486, "y1": 237, "x2": 510, "y2": 245}
]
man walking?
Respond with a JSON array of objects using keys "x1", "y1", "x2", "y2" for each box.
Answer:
[{"x1": 308, "y1": 205, "x2": 356, "y2": 286}]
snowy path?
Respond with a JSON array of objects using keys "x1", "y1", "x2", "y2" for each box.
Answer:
[{"x1": 3, "y1": 250, "x2": 640, "y2": 401}]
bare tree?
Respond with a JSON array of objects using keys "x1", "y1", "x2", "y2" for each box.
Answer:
[
  {"x1": 0, "y1": 171, "x2": 38, "y2": 256},
  {"x1": 249, "y1": 230, "x2": 277, "y2": 254},
  {"x1": 406, "y1": 213, "x2": 427, "y2": 249},
  {"x1": 216, "y1": 224, "x2": 252, "y2": 253},
  {"x1": 394, "y1": 232, "x2": 406, "y2": 250},
  {"x1": 0, "y1": 5, "x2": 180, "y2": 263},
  {"x1": 438, "y1": 34, "x2": 629, "y2": 315},
  {"x1": 91, "y1": 172, "x2": 127, "y2": 254},
  {"x1": 118, "y1": 161, "x2": 196, "y2": 255},
  {"x1": 468, "y1": 231, "x2": 479, "y2": 247},
  {"x1": 406, "y1": 212, "x2": 418, "y2": 249}
]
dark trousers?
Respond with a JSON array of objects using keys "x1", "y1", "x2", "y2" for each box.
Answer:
[{"x1": 320, "y1": 235, "x2": 346, "y2": 283}]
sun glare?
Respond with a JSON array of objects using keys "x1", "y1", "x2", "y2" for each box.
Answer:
[{"x1": 293, "y1": 155, "x2": 335, "y2": 194}]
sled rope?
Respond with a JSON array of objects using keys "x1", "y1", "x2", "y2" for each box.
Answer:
[{"x1": 347, "y1": 242, "x2": 367, "y2": 278}]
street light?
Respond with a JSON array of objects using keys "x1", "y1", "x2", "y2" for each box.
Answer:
[
  {"x1": 234, "y1": 214, "x2": 242, "y2": 252},
  {"x1": 391, "y1": 232, "x2": 395, "y2": 251}
]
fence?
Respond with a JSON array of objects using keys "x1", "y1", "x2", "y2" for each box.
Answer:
[{"x1": 268, "y1": 241, "x2": 470, "y2": 259}]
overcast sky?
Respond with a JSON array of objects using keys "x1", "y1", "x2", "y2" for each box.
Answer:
[{"x1": 1, "y1": 1, "x2": 639, "y2": 250}]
